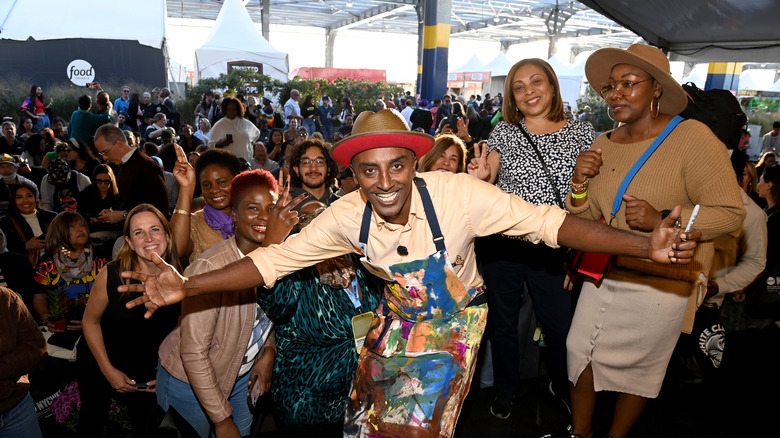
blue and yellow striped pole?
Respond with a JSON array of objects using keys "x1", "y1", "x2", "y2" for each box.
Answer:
[
  {"x1": 704, "y1": 62, "x2": 742, "y2": 91},
  {"x1": 419, "y1": 0, "x2": 451, "y2": 103}
]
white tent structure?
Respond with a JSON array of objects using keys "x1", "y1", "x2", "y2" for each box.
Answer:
[
  {"x1": 482, "y1": 52, "x2": 516, "y2": 97},
  {"x1": 484, "y1": 53, "x2": 515, "y2": 76},
  {"x1": 0, "y1": 0, "x2": 165, "y2": 48},
  {"x1": 451, "y1": 55, "x2": 489, "y2": 74},
  {"x1": 739, "y1": 69, "x2": 778, "y2": 92},
  {"x1": 195, "y1": 0, "x2": 289, "y2": 81},
  {"x1": 681, "y1": 64, "x2": 709, "y2": 87},
  {"x1": 546, "y1": 54, "x2": 586, "y2": 111}
]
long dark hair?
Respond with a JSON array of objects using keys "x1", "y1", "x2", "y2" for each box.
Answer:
[
  {"x1": 92, "y1": 163, "x2": 119, "y2": 198},
  {"x1": 29, "y1": 85, "x2": 44, "y2": 107},
  {"x1": 69, "y1": 138, "x2": 97, "y2": 163},
  {"x1": 24, "y1": 134, "x2": 46, "y2": 159},
  {"x1": 7, "y1": 181, "x2": 39, "y2": 216},
  {"x1": 266, "y1": 128, "x2": 283, "y2": 149}
]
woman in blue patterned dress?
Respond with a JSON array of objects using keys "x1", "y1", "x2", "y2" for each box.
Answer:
[{"x1": 257, "y1": 200, "x2": 385, "y2": 437}]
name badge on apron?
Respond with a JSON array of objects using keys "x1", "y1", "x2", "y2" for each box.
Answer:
[{"x1": 351, "y1": 311, "x2": 374, "y2": 354}]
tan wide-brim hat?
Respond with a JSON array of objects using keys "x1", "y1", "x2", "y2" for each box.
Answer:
[
  {"x1": 585, "y1": 43, "x2": 688, "y2": 115},
  {"x1": 331, "y1": 109, "x2": 434, "y2": 167}
]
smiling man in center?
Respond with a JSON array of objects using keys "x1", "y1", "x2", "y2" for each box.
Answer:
[{"x1": 123, "y1": 109, "x2": 700, "y2": 438}]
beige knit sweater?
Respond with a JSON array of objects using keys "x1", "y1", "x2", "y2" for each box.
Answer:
[{"x1": 567, "y1": 119, "x2": 745, "y2": 330}]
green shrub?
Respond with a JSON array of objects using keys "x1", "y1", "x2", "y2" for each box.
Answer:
[
  {"x1": 576, "y1": 88, "x2": 616, "y2": 134},
  {"x1": 0, "y1": 78, "x2": 157, "y2": 126},
  {"x1": 746, "y1": 110, "x2": 780, "y2": 136}
]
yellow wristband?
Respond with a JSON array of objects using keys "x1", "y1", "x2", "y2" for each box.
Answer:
[{"x1": 572, "y1": 190, "x2": 588, "y2": 199}]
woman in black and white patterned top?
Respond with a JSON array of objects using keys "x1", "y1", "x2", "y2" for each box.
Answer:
[{"x1": 469, "y1": 58, "x2": 594, "y2": 420}]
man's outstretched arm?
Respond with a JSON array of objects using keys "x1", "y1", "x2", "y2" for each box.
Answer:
[
  {"x1": 121, "y1": 254, "x2": 263, "y2": 319},
  {"x1": 557, "y1": 206, "x2": 700, "y2": 264}
]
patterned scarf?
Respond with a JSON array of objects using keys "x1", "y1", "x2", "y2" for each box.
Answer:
[
  {"x1": 54, "y1": 246, "x2": 93, "y2": 283},
  {"x1": 203, "y1": 203, "x2": 234, "y2": 239}
]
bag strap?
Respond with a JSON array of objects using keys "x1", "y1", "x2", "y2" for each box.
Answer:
[
  {"x1": 609, "y1": 115, "x2": 684, "y2": 224},
  {"x1": 516, "y1": 123, "x2": 565, "y2": 208}
]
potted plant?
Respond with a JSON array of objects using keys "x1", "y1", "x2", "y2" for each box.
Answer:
[
  {"x1": 46, "y1": 287, "x2": 67, "y2": 331},
  {"x1": 65, "y1": 293, "x2": 88, "y2": 325}
]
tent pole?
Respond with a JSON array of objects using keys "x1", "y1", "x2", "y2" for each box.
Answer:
[{"x1": 261, "y1": 0, "x2": 270, "y2": 40}]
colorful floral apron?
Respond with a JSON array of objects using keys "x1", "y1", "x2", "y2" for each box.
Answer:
[{"x1": 344, "y1": 178, "x2": 488, "y2": 438}]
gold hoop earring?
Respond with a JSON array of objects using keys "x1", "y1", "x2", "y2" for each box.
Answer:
[
  {"x1": 606, "y1": 106, "x2": 615, "y2": 122},
  {"x1": 650, "y1": 99, "x2": 660, "y2": 119}
]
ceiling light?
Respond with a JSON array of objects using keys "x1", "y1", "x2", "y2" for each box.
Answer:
[
  {"x1": 493, "y1": 16, "x2": 500, "y2": 23},
  {"x1": 346, "y1": 0, "x2": 354, "y2": 7}
]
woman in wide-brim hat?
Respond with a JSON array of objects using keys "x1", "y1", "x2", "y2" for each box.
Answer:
[{"x1": 548, "y1": 44, "x2": 745, "y2": 438}]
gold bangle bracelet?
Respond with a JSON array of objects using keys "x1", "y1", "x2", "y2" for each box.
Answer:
[
  {"x1": 173, "y1": 209, "x2": 191, "y2": 216},
  {"x1": 571, "y1": 178, "x2": 589, "y2": 193}
]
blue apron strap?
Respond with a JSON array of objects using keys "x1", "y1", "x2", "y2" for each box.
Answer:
[
  {"x1": 414, "y1": 177, "x2": 446, "y2": 253},
  {"x1": 356, "y1": 177, "x2": 447, "y2": 255},
  {"x1": 609, "y1": 115, "x2": 684, "y2": 223}
]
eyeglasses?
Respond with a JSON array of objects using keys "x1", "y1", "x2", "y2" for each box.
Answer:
[
  {"x1": 599, "y1": 79, "x2": 652, "y2": 99},
  {"x1": 61, "y1": 200, "x2": 77, "y2": 206},
  {"x1": 299, "y1": 132, "x2": 308, "y2": 137},
  {"x1": 300, "y1": 158, "x2": 326, "y2": 167},
  {"x1": 95, "y1": 178, "x2": 112, "y2": 185},
  {"x1": 122, "y1": 89, "x2": 130, "y2": 93},
  {"x1": 298, "y1": 206, "x2": 327, "y2": 225},
  {"x1": 97, "y1": 144, "x2": 115, "y2": 157}
]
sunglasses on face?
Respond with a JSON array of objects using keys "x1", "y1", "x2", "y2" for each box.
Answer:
[{"x1": 95, "y1": 178, "x2": 112, "y2": 185}]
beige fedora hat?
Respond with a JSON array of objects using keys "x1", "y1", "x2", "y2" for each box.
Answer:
[
  {"x1": 331, "y1": 109, "x2": 434, "y2": 167},
  {"x1": 585, "y1": 44, "x2": 688, "y2": 115}
]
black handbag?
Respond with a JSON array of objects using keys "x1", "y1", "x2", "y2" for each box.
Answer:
[{"x1": 156, "y1": 406, "x2": 199, "y2": 438}]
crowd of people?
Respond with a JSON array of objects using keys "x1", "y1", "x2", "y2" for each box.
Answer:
[{"x1": 0, "y1": 43, "x2": 777, "y2": 438}]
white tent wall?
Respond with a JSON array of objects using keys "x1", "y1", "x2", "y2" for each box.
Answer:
[
  {"x1": 0, "y1": 0, "x2": 166, "y2": 48},
  {"x1": 195, "y1": 0, "x2": 288, "y2": 82}
]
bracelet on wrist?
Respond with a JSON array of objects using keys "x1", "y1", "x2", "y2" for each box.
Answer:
[
  {"x1": 173, "y1": 209, "x2": 191, "y2": 216},
  {"x1": 572, "y1": 189, "x2": 589, "y2": 199},
  {"x1": 571, "y1": 178, "x2": 589, "y2": 193}
]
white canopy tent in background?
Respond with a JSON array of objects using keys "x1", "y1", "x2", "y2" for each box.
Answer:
[
  {"x1": 680, "y1": 64, "x2": 709, "y2": 88},
  {"x1": 738, "y1": 69, "x2": 778, "y2": 92},
  {"x1": 483, "y1": 52, "x2": 515, "y2": 98},
  {"x1": 195, "y1": 0, "x2": 288, "y2": 82},
  {"x1": 451, "y1": 55, "x2": 489, "y2": 74},
  {"x1": 546, "y1": 54, "x2": 586, "y2": 111}
]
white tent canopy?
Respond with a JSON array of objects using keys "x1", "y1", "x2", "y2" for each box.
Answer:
[
  {"x1": 546, "y1": 54, "x2": 586, "y2": 77},
  {"x1": 451, "y1": 55, "x2": 489, "y2": 73},
  {"x1": 739, "y1": 69, "x2": 778, "y2": 92},
  {"x1": 545, "y1": 55, "x2": 586, "y2": 111},
  {"x1": 195, "y1": 0, "x2": 288, "y2": 81},
  {"x1": 483, "y1": 52, "x2": 515, "y2": 77},
  {"x1": 0, "y1": 0, "x2": 165, "y2": 48}
]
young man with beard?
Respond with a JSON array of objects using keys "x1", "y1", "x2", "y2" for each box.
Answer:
[
  {"x1": 121, "y1": 110, "x2": 700, "y2": 438},
  {"x1": 288, "y1": 138, "x2": 340, "y2": 212}
]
